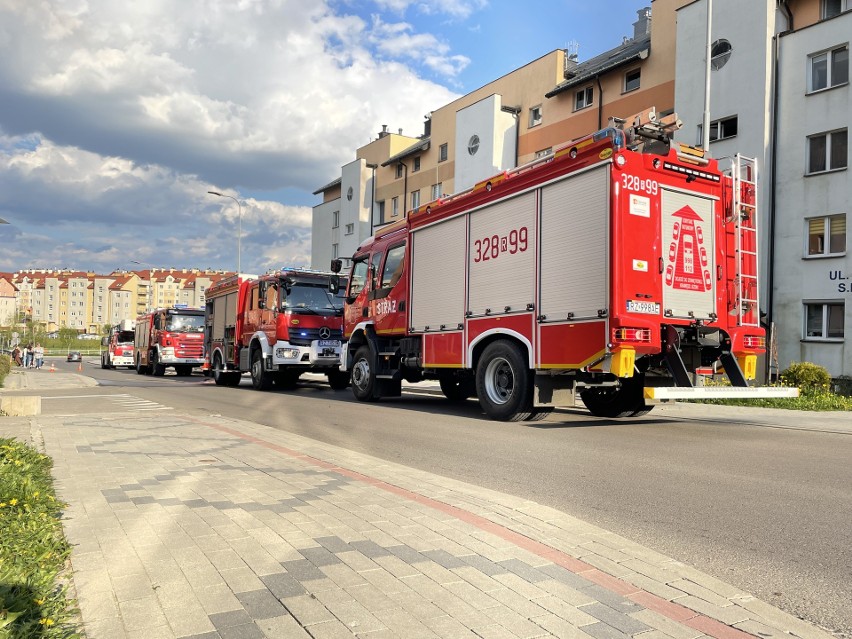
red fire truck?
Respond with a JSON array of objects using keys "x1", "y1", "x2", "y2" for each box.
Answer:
[
  {"x1": 204, "y1": 269, "x2": 349, "y2": 390},
  {"x1": 100, "y1": 319, "x2": 135, "y2": 369},
  {"x1": 335, "y1": 109, "x2": 796, "y2": 421},
  {"x1": 134, "y1": 306, "x2": 205, "y2": 376}
]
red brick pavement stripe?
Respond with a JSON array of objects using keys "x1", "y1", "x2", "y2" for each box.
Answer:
[{"x1": 193, "y1": 418, "x2": 760, "y2": 639}]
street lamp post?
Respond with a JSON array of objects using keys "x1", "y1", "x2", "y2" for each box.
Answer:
[{"x1": 208, "y1": 191, "x2": 243, "y2": 273}]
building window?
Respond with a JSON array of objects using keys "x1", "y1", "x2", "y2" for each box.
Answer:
[
  {"x1": 439, "y1": 143, "x2": 448, "y2": 162},
  {"x1": 377, "y1": 200, "x2": 385, "y2": 221},
  {"x1": 710, "y1": 39, "x2": 733, "y2": 70},
  {"x1": 705, "y1": 116, "x2": 738, "y2": 142},
  {"x1": 804, "y1": 301, "x2": 845, "y2": 339},
  {"x1": 809, "y1": 46, "x2": 848, "y2": 92},
  {"x1": 624, "y1": 68, "x2": 641, "y2": 92},
  {"x1": 395, "y1": 164, "x2": 403, "y2": 179},
  {"x1": 822, "y1": 0, "x2": 849, "y2": 19},
  {"x1": 574, "y1": 86, "x2": 593, "y2": 111},
  {"x1": 332, "y1": 243, "x2": 339, "y2": 259},
  {"x1": 392, "y1": 196, "x2": 399, "y2": 217},
  {"x1": 413, "y1": 157, "x2": 420, "y2": 171},
  {"x1": 529, "y1": 105, "x2": 542, "y2": 128},
  {"x1": 345, "y1": 223, "x2": 354, "y2": 235},
  {"x1": 431, "y1": 183, "x2": 442, "y2": 200},
  {"x1": 410, "y1": 190, "x2": 420, "y2": 210},
  {"x1": 807, "y1": 214, "x2": 846, "y2": 256},
  {"x1": 332, "y1": 210, "x2": 339, "y2": 228},
  {"x1": 807, "y1": 129, "x2": 848, "y2": 174}
]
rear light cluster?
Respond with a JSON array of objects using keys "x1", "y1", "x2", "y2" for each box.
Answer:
[
  {"x1": 612, "y1": 327, "x2": 652, "y2": 343},
  {"x1": 743, "y1": 335, "x2": 766, "y2": 349}
]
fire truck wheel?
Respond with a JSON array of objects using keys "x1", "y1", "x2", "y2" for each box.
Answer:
[
  {"x1": 250, "y1": 349, "x2": 273, "y2": 390},
  {"x1": 351, "y1": 345, "x2": 379, "y2": 401},
  {"x1": 101, "y1": 356, "x2": 107, "y2": 370},
  {"x1": 135, "y1": 356, "x2": 147, "y2": 375},
  {"x1": 476, "y1": 340, "x2": 535, "y2": 422},
  {"x1": 439, "y1": 372, "x2": 476, "y2": 402},
  {"x1": 212, "y1": 355, "x2": 229, "y2": 386},
  {"x1": 580, "y1": 375, "x2": 647, "y2": 418},
  {"x1": 152, "y1": 355, "x2": 166, "y2": 377},
  {"x1": 327, "y1": 370, "x2": 350, "y2": 390}
]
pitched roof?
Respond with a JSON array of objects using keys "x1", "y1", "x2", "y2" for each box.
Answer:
[
  {"x1": 545, "y1": 34, "x2": 651, "y2": 98},
  {"x1": 381, "y1": 138, "x2": 431, "y2": 167}
]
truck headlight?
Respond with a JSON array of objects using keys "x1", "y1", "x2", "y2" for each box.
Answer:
[
  {"x1": 160, "y1": 347, "x2": 175, "y2": 358},
  {"x1": 276, "y1": 348, "x2": 300, "y2": 359}
]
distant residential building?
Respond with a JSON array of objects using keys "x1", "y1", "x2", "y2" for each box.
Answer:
[{"x1": 6, "y1": 267, "x2": 232, "y2": 332}]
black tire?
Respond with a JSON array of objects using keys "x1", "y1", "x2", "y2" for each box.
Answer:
[
  {"x1": 176, "y1": 365, "x2": 192, "y2": 377},
  {"x1": 152, "y1": 351, "x2": 166, "y2": 377},
  {"x1": 475, "y1": 340, "x2": 534, "y2": 422},
  {"x1": 350, "y1": 345, "x2": 379, "y2": 401},
  {"x1": 135, "y1": 356, "x2": 146, "y2": 375},
  {"x1": 274, "y1": 370, "x2": 300, "y2": 390},
  {"x1": 250, "y1": 349, "x2": 273, "y2": 390},
  {"x1": 580, "y1": 374, "x2": 648, "y2": 418},
  {"x1": 212, "y1": 354, "x2": 229, "y2": 386},
  {"x1": 225, "y1": 372, "x2": 242, "y2": 386},
  {"x1": 439, "y1": 371, "x2": 476, "y2": 402},
  {"x1": 327, "y1": 369, "x2": 350, "y2": 390},
  {"x1": 101, "y1": 356, "x2": 107, "y2": 370}
]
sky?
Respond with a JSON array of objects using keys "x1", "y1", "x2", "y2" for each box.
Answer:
[{"x1": 0, "y1": 0, "x2": 648, "y2": 275}]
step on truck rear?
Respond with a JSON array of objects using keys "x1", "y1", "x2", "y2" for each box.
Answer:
[{"x1": 336, "y1": 108, "x2": 797, "y2": 421}]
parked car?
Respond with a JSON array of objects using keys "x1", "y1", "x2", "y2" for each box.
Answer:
[{"x1": 67, "y1": 351, "x2": 82, "y2": 362}]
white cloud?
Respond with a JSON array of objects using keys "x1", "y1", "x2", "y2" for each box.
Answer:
[{"x1": 0, "y1": 0, "x2": 475, "y2": 272}]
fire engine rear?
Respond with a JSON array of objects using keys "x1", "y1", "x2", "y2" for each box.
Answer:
[{"x1": 337, "y1": 109, "x2": 797, "y2": 421}]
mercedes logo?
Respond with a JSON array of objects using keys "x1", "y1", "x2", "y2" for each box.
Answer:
[{"x1": 319, "y1": 327, "x2": 331, "y2": 339}]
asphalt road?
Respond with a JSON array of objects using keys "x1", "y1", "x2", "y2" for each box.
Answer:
[{"x1": 41, "y1": 360, "x2": 852, "y2": 638}]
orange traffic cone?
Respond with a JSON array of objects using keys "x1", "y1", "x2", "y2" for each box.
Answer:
[
  {"x1": 49, "y1": 362, "x2": 55, "y2": 373},
  {"x1": 77, "y1": 362, "x2": 83, "y2": 372}
]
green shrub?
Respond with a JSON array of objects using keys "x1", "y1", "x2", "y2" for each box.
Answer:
[
  {"x1": 0, "y1": 353, "x2": 11, "y2": 388},
  {"x1": 0, "y1": 439, "x2": 80, "y2": 637},
  {"x1": 780, "y1": 361, "x2": 831, "y2": 394}
]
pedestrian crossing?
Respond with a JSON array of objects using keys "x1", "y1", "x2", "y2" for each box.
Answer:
[
  {"x1": 42, "y1": 393, "x2": 173, "y2": 414},
  {"x1": 108, "y1": 393, "x2": 173, "y2": 412}
]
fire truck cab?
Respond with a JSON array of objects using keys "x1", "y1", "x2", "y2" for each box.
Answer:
[
  {"x1": 204, "y1": 269, "x2": 349, "y2": 390},
  {"x1": 100, "y1": 319, "x2": 135, "y2": 369},
  {"x1": 134, "y1": 306, "x2": 205, "y2": 376}
]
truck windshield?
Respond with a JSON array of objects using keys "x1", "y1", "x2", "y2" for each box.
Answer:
[
  {"x1": 116, "y1": 331, "x2": 134, "y2": 343},
  {"x1": 165, "y1": 314, "x2": 204, "y2": 332},
  {"x1": 283, "y1": 284, "x2": 343, "y2": 314}
]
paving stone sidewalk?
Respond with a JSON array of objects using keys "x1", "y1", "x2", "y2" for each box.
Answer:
[{"x1": 0, "y1": 370, "x2": 837, "y2": 639}]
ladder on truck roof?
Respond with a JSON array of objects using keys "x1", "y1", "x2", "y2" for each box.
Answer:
[{"x1": 729, "y1": 154, "x2": 760, "y2": 328}]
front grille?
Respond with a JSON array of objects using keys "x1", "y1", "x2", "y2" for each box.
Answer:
[
  {"x1": 176, "y1": 341, "x2": 204, "y2": 358},
  {"x1": 288, "y1": 327, "x2": 343, "y2": 347}
]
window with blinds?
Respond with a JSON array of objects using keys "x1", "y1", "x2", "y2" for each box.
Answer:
[{"x1": 807, "y1": 214, "x2": 846, "y2": 256}]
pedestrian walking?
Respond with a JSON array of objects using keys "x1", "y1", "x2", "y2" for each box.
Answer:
[
  {"x1": 24, "y1": 343, "x2": 33, "y2": 368},
  {"x1": 34, "y1": 343, "x2": 44, "y2": 369}
]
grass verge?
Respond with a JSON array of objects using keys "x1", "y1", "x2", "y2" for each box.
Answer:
[
  {"x1": 0, "y1": 438, "x2": 80, "y2": 638},
  {"x1": 691, "y1": 386, "x2": 852, "y2": 411}
]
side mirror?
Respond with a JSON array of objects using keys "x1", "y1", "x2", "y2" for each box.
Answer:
[
  {"x1": 329, "y1": 275, "x2": 340, "y2": 295},
  {"x1": 330, "y1": 259, "x2": 342, "y2": 273}
]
